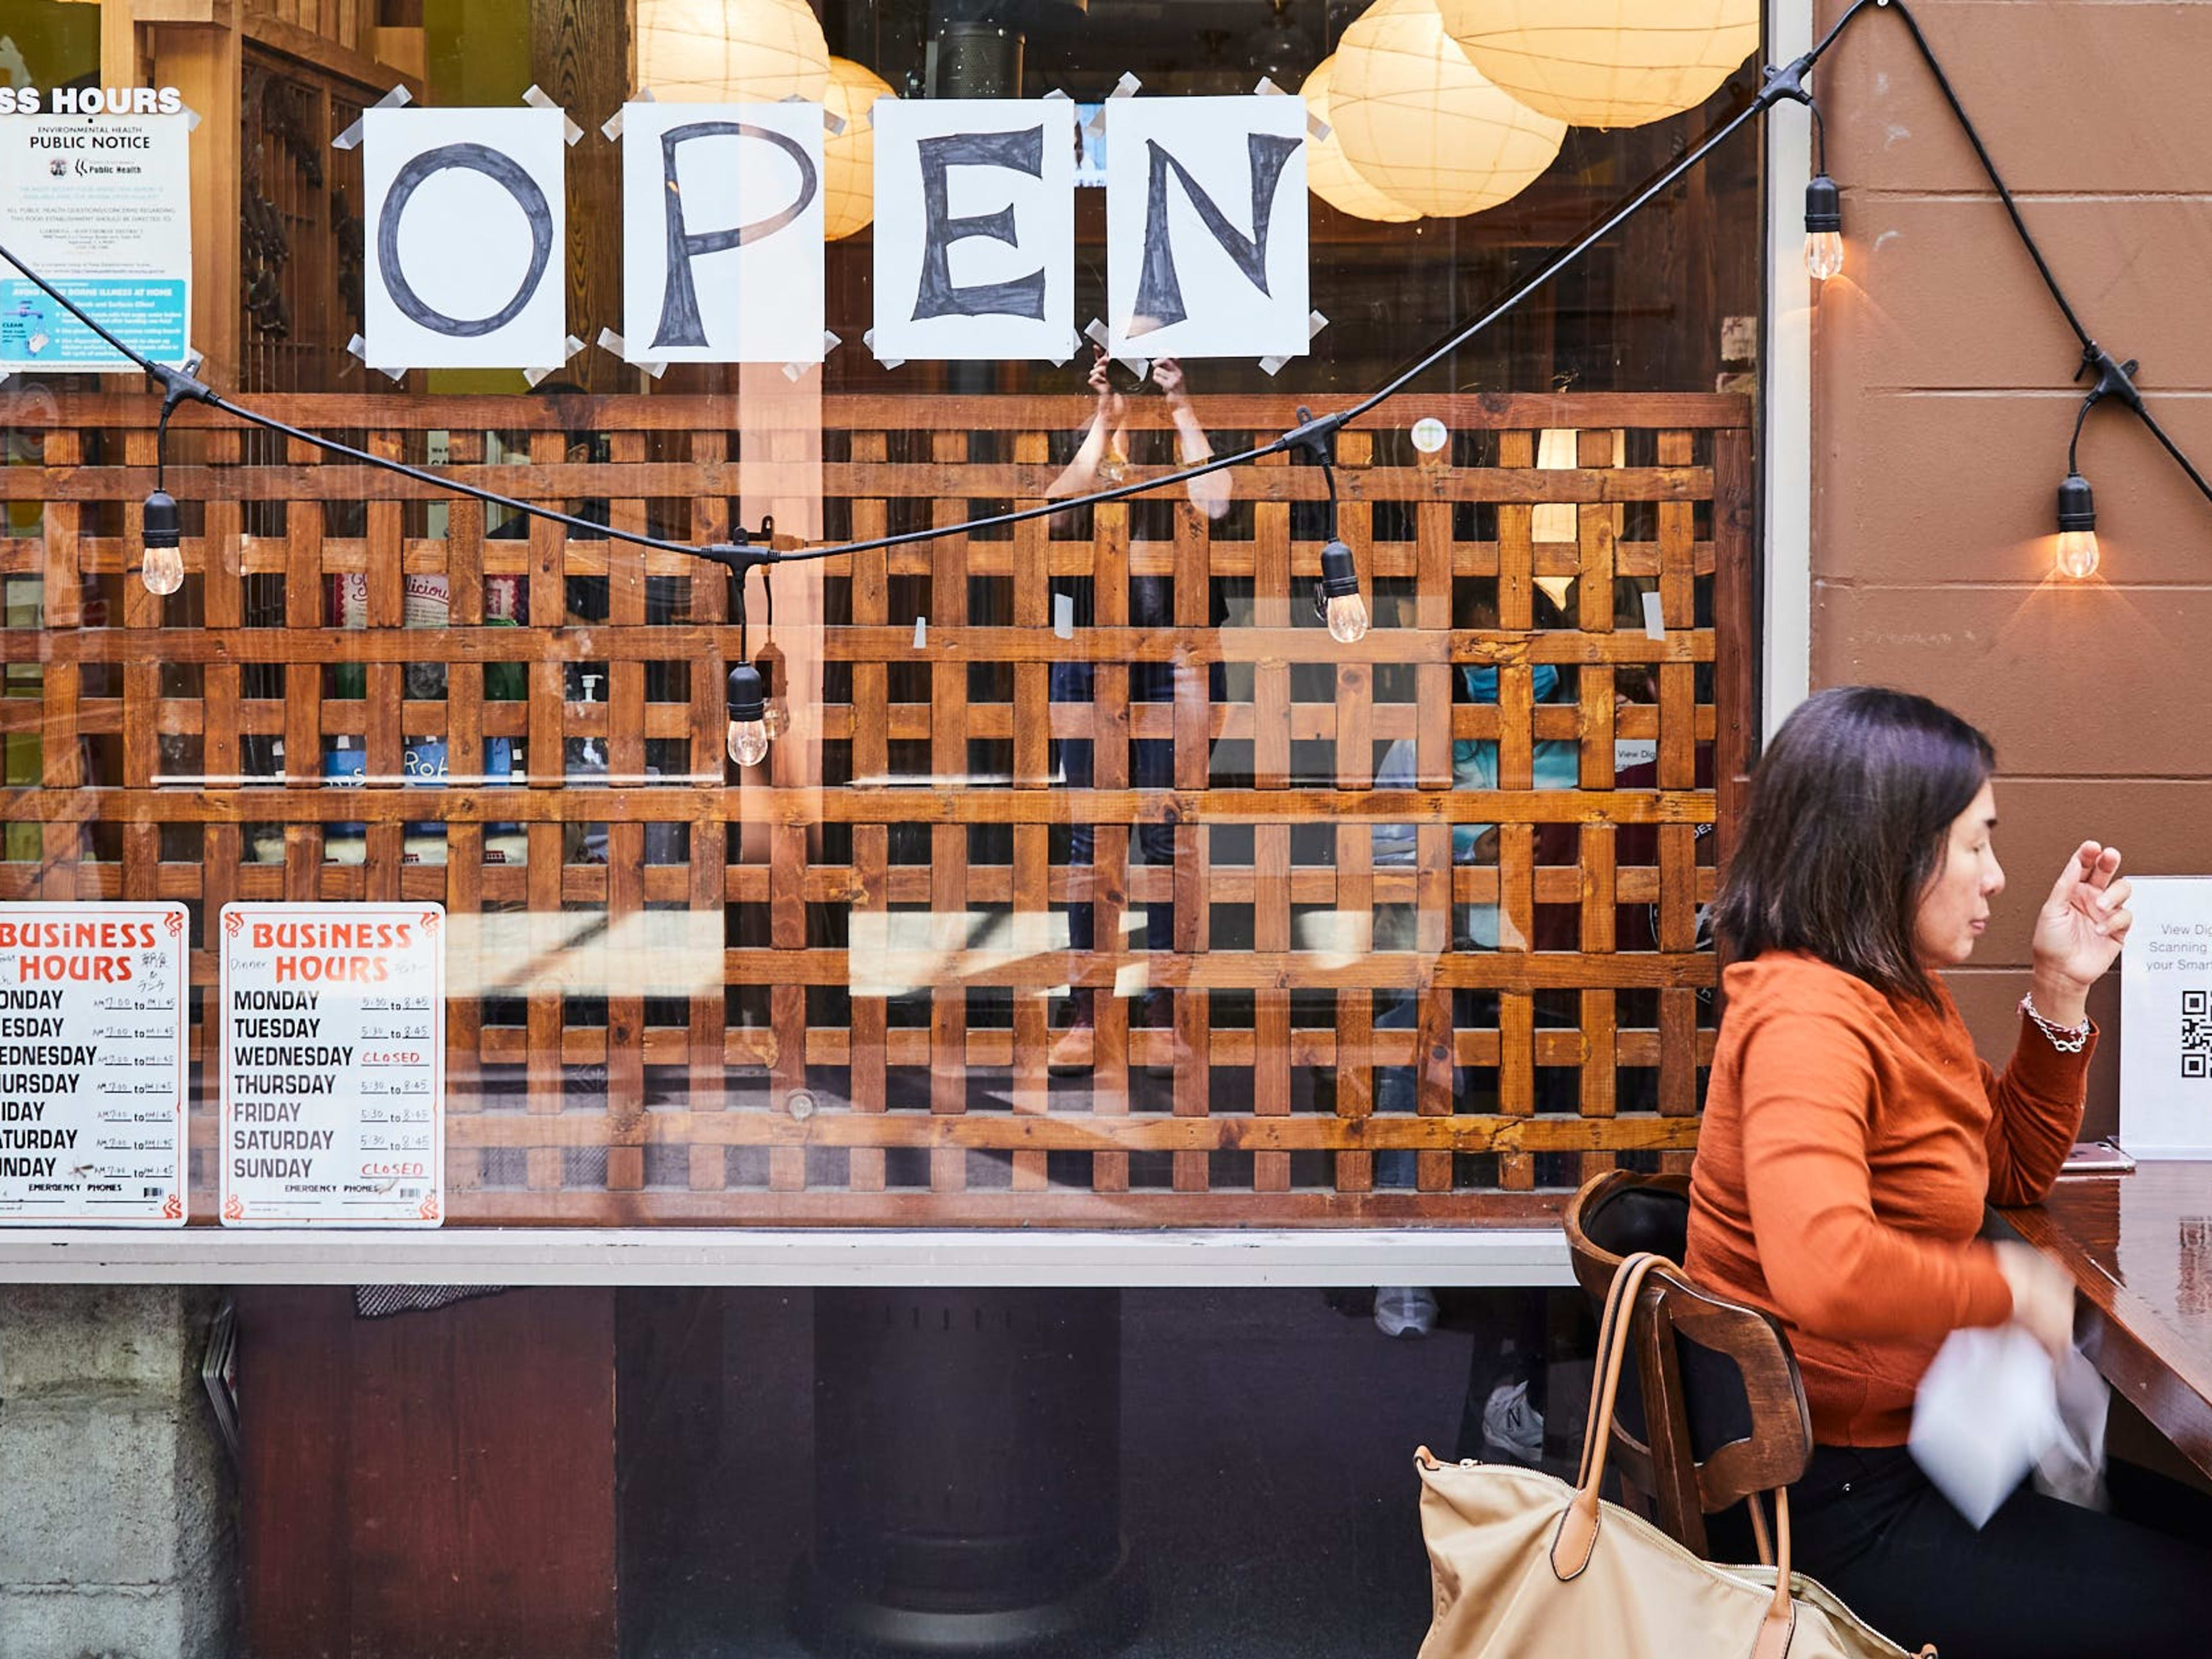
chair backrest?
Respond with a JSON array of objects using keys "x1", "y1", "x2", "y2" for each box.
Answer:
[{"x1": 1563, "y1": 1171, "x2": 1815, "y2": 1558}]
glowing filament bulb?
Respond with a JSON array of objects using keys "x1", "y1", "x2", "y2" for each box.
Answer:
[
  {"x1": 141, "y1": 545, "x2": 185, "y2": 596},
  {"x1": 2055, "y1": 529, "x2": 2100, "y2": 581},
  {"x1": 1804, "y1": 230, "x2": 1845, "y2": 282},
  {"x1": 1325, "y1": 591, "x2": 1370, "y2": 644}
]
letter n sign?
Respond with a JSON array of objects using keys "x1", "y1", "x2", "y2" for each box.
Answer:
[
  {"x1": 1105, "y1": 96, "x2": 1308, "y2": 361},
  {"x1": 362, "y1": 107, "x2": 567, "y2": 370}
]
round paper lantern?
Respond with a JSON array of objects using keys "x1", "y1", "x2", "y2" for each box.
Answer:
[
  {"x1": 636, "y1": 0, "x2": 831, "y2": 105},
  {"x1": 1440, "y1": 0, "x2": 1758, "y2": 129},
  {"x1": 1299, "y1": 56, "x2": 1421, "y2": 224},
  {"x1": 1329, "y1": 0, "x2": 1566, "y2": 220},
  {"x1": 821, "y1": 57, "x2": 895, "y2": 240}
]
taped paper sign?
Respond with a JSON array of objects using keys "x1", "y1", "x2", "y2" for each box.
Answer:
[
  {"x1": 0, "y1": 112, "x2": 193, "y2": 373},
  {"x1": 1105, "y1": 95, "x2": 1308, "y2": 361},
  {"x1": 218, "y1": 903, "x2": 448, "y2": 1227},
  {"x1": 362, "y1": 106, "x2": 566, "y2": 370},
  {"x1": 620, "y1": 100, "x2": 826, "y2": 365},
  {"x1": 0, "y1": 903, "x2": 189, "y2": 1227},
  {"x1": 870, "y1": 98, "x2": 1075, "y2": 362}
]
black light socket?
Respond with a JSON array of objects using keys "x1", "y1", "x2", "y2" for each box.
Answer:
[
  {"x1": 725, "y1": 663, "x2": 766, "y2": 723},
  {"x1": 1312, "y1": 538, "x2": 1359, "y2": 621},
  {"x1": 1316, "y1": 539, "x2": 1358, "y2": 600},
  {"x1": 1804, "y1": 174, "x2": 1842, "y2": 235},
  {"x1": 2056, "y1": 472, "x2": 2096, "y2": 533},
  {"x1": 142, "y1": 489, "x2": 182, "y2": 549}
]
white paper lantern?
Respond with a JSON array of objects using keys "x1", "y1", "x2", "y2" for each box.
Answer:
[
  {"x1": 1299, "y1": 56, "x2": 1421, "y2": 224},
  {"x1": 636, "y1": 0, "x2": 831, "y2": 105},
  {"x1": 1330, "y1": 0, "x2": 1566, "y2": 221},
  {"x1": 822, "y1": 58, "x2": 895, "y2": 240},
  {"x1": 1440, "y1": 0, "x2": 1759, "y2": 130}
]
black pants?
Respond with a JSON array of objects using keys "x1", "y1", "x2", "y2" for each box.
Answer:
[{"x1": 1783, "y1": 1444, "x2": 2212, "y2": 1659}]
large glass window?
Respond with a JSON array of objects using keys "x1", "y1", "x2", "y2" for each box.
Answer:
[{"x1": 1, "y1": 0, "x2": 1760, "y2": 1224}]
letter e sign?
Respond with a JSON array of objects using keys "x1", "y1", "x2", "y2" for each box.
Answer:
[{"x1": 870, "y1": 99, "x2": 1075, "y2": 363}]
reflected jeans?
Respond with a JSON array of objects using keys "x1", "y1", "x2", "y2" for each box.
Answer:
[{"x1": 1059, "y1": 737, "x2": 1176, "y2": 956}]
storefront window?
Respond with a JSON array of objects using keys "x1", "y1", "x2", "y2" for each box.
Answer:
[{"x1": 2, "y1": 0, "x2": 1759, "y2": 1225}]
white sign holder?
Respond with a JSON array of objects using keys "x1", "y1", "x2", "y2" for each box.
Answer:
[{"x1": 2118, "y1": 877, "x2": 2212, "y2": 1157}]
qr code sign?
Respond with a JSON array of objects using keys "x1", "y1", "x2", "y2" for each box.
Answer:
[{"x1": 2184, "y1": 990, "x2": 2212, "y2": 1080}]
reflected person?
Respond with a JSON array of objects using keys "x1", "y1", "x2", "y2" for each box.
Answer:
[{"x1": 1048, "y1": 350, "x2": 1229, "y2": 1074}]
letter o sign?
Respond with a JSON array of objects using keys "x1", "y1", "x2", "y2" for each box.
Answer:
[{"x1": 376, "y1": 142, "x2": 555, "y2": 338}]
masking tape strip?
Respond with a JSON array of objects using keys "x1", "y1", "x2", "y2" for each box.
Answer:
[
  {"x1": 604, "y1": 89, "x2": 655, "y2": 142},
  {"x1": 332, "y1": 85, "x2": 413, "y2": 150},
  {"x1": 1252, "y1": 78, "x2": 1328, "y2": 143},
  {"x1": 345, "y1": 334, "x2": 408, "y2": 383},
  {"x1": 1082, "y1": 317, "x2": 1147, "y2": 382},
  {"x1": 595, "y1": 327, "x2": 666, "y2": 379},
  {"x1": 522, "y1": 334, "x2": 588, "y2": 388},
  {"x1": 1258, "y1": 309, "x2": 1330, "y2": 377},
  {"x1": 781, "y1": 92, "x2": 848, "y2": 137},
  {"x1": 862, "y1": 329, "x2": 906, "y2": 371},
  {"x1": 1086, "y1": 72, "x2": 1141, "y2": 138},
  {"x1": 521, "y1": 85, "x2": 584, "y2": 146},
  {"x1": 912, "y1": 616, "x2": 927, "y2": 650},
  {"x1": 1642, "y1": 590, "x2": 1667, "y2": 641}
]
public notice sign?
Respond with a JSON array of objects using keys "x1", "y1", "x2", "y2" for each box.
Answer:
[
  {"x1": 2118, "y1": 877, "x2": 2212, "y2": 1158},
  {"x1": 0, "y1": 903, "x2": 188, "y2": 1227},
  {"x1": 218, "y1": 903, "x2": 445, "y2": 1226},
  {"x1": 0, "y1": 108, "x2": 192, "y2": 373}
]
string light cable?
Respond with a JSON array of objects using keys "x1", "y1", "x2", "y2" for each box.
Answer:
[{"x1": 3, "y1": 0, "x2": 2207, "y2": 721}]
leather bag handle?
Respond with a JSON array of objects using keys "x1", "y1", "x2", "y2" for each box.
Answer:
[{"x1": 1553, "y1": 1252, "x2": 1797, "y2": 1655}]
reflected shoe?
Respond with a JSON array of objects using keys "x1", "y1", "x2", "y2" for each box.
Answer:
[
  {"x1": 1139, "y1": 990, "x2": 1193, "y2": 1081},
  {"x1": 1374, "y1": 1286, "x2": 1439, "y2": 1339},
  {"x1": 1480, "y1": 1378, "x2": 1545, "y2": 1466},
  {"x1": 1048, "y1": 991, "x2": 1094, "y2": 1076}
]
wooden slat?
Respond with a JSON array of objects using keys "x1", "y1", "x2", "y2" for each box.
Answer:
[
  {"x1": 688, "y1": 431, "x2": 732, "y2": 1191},
  {"x1": 36, "y1": 430, "x2": 83, "y2": 896},
  {"x1": 928, "y1": 430, "x2": 971, "y2": 1194}
]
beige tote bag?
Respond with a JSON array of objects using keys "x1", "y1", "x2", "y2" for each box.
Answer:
[{"x1": 1414, "y1": 1253, "x2": 1932, "y2": 1659}]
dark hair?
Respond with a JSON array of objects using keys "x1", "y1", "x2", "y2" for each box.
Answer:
[{"x1": 1715, "y1": 686, "x2": 1995, "y2": 1004}]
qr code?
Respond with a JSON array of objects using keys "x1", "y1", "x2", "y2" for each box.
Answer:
[{"x1": 2185, "y1": 990, "x2": 2212, "y2": 1079}]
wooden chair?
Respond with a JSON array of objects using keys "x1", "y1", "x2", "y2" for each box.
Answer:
[{"x1": 1563, "y1": 1171, "x2": 1816, "y2": 1560}]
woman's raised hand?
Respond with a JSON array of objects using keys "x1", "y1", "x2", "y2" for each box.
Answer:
[{"x1": 2031, "y1": 841, "x2": 2132, "y2": 999}]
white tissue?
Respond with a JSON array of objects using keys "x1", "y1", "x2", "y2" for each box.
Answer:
[{"x1": 1909, "y1": 1324, "x2": 2107, "y2": 1528}]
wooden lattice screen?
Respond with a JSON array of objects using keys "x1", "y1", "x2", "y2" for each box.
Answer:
[{"x1": 0, "y1": 389, "x2": 1750, "y2": 1225}]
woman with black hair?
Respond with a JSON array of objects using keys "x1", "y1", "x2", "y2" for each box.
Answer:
[{"x1": 1685, "y1": 685, "x2": 2212, "y2": 1657}]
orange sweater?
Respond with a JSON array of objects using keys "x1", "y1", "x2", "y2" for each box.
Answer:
[{"x1": 1684, "y1": 951, "x2": 2091, "y2": 1446}]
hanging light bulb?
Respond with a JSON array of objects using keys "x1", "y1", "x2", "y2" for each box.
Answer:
[
  {"x1": 1804, "y1": 174, "x2": 1844, "y2": 282},
  {"x1": 726, "y1": 663, "x2": 771, "y2": 766},
  {"x1": 141, "y1": 489, "x2": 184, "y2": 596},
  {"x1": 2055, "y1": 472, "x2": 2100, "y2": 580},
  {"x1": 1313, "y1": 539, "x2": 1369, "y2": 644}
]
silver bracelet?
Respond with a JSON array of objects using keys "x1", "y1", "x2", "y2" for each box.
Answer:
[{"x1": 2020, "y1": 992, "x2": 2092, "y2": 1054}]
